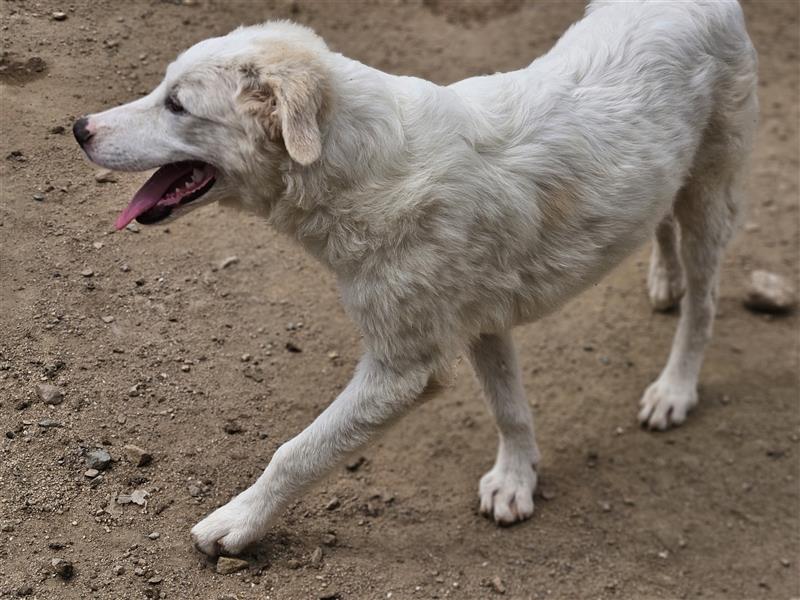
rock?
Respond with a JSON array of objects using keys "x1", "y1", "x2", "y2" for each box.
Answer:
[
  {"x1": 285, "y1": 341, "x2": 302, "y2": 353},
  {"x1": 148, "y1": 576, "x2": 162, "y2": 585},
  {"x1": 490, "y1": 576, "x2": 506, "y2": 594},
  {"x1": 126, "y1": 223, "x2": 141, "y2": 233},
  {"x1": 50, "y1": 557, "x2": 74, "y2": 579},
  {"x1": 84, "y1": 468, "x2": 100, "y2": 478},
  {"x1": 223, "y1": 421, "x2": 243, "y2": 434},
  {"x1": 321, "y1": 532, "x2": 337, "y2": 547},
  {"x1": 148, "y1": 532, "x2": 160, "y2": 540},
  {"x1": 38, "y1": 418, "x2": 62, "y2": 428},
  {"x1": 36, "y1": 383, "x2": 64, "y2": 405},
  {"x1": 286, "y1": 558, "x2": 302, "y2": 570},
  {"x1": 219, "y1": 256, "x2": 240, "y2": 269},
  {"x1": 32, "y1": 193, "x2": 45, "y2": 202},
  {"x1": 325, "y1": 497, "x2": 341, "y2": 511},
  {"x1": 744, "y1": 270, "x2": 797, "y2": 313},
  {"x1": 50, "y1": 125, "x2": 65, "y2": 135},
  {"x1": 240, "y1": 353, "x2": 252, "y2": 362},
  {"x1": 86, "y1": 449, "x2": 112, "y2": 471},
  {"x1": 124, "y1": 444, "x2": 152, "y2": 467},
  {"x1": 113, "y1": 565, "x2": 125, "y2": 576},
  {"x1": 81, "y1": 268, "x2": 94, "y2": 277},
  {"x1": 15, "y1": 584, "x2": 33, "y2": 597},
  {"x1": 130, "y1": 489, "x2": 149, "y2": 506},
  {"x1": 599, "y1": 501, "x2": 612, "y2": 512},
  {"x1": 94, "y1": 169, "x2": 117, "y2": 183},
  {"x1": 310, "y1": 546, "x2": 324, "y2": 566},
  {"x1": 216, "y1": 556, "x2": 248, "y2": 575},
  {"x1": 345, "y1": 456, "x2": 365, "y2": 471},
  {"x1": 101, "y1": 315, "x2": 115, "y2": 323},
  {"x1": 52, "y1": 11, "x2": 68, "y2": 21}
]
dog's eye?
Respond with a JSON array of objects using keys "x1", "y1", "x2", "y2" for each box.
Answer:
[{"x1": 165, "y1": 95, "x2": 185, "y2": 115}]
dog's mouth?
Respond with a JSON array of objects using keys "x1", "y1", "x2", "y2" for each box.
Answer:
[{"x1": 114, "y1": 161, "x2": 217, "y2": 230}]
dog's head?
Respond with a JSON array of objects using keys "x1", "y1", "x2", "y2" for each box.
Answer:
[{"x1": 74, "y1": 22, "x2": 330, "y2": 229}]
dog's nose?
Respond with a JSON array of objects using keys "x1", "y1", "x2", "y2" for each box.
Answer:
[{"x1": 73, "y1": 117, "x2": 93, "y2": 147}]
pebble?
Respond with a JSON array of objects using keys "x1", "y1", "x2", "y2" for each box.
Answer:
[
  {"x1": 321, "y1": 532, "x2": 337, "y2": 547},
  {"x1": 325, "y1": 497, "x2": 341, "y2": 511},
  {"x1": 599, "y1": 501, "x2": 612, "y2": 512},
  {"x1": 36, "y1": 383, "x2": 64, "y2": 405},
  {"x1": 223, "y1": 422, "x2": 243, "y2": 434},
  {"x1": 744, "y1": 270, "x2": 797, "y2": 313},
  {"x1": 86, "y1": 448, "x2": 112, "y2": 471},
  {"x1": 113, "y1": 565, "x2": 125, "y2": 576},
  {"x1": 124, "y1": 444, "x2": 153, "y2": 467},
  {"x1": 490, "y1": 576, "x2": 506, "y2": 594},
  {"x1": 81, "y1": 268, "x2": 94, "y2": 277},
  {"x1": 50, "y1": 557, "x2": 74, "y2": 579},
  {"x1": 50, "y1": 125, "x2": 65, "y2": 135},
  {"x1": 84, "y1": 468, "x2": 100, "y2": 478},
  {"x1": 148, "y1": 532, "x2": 160, "y2": 540},
  {"x1": 94, "y1": 169, "x2": 118, "y2": 183},
  {"x1": 52, "y1": 11, "x2": 68, "y2": 21},
  {"x1": 216, "y1": 556, "x2": 249, "y2": 575},
  {"x1": 310, "y1": 546, "x2": 324, "y2": 566},
  {"x1": 240, "y1": 353, "x2": 252, "y2": 362},
  {"x1": 38, "y1": 418, "x2": 62, "y2": 428},
  {"x1": 780, "y1": 558, "x2": 790, "y2": 567},
  {"x1": 148, "y1": 576, "x2": 162, "y2": 585},
  {"x1": 219, "y1": 256, "x2": 240, "y2": 269},
  {"x1": 101, "y1": 316, "x2": 115, "y2": 323},
  {"x1": 15, "y1": 584, "x2": 33, "y2": 597},
  {"x1": 32, "y1": 193, "x2": 45, "y2": 202},
  {"x1": 285, "y1": 341, "x2": 302, "y2": 353},
  {"x1": 126, "y1": 223, "x2": 141, "y2": 233}
]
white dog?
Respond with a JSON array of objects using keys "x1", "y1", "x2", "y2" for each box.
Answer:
[{"x1": 74, "y1": 0, "x2": 758, "y2": 556}]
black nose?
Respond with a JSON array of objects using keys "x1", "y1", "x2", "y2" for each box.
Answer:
[{"x1": 73, "y1": 117, "x2": 93, "y2": 146}]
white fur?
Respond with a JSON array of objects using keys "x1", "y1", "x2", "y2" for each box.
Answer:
[{"x1": 77, "y1": 0, "x2": 758, "y2": 555}]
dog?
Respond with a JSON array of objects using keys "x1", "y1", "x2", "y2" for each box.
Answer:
[{"x1": 73, "y1": 0, "x2": 758, "y2": 556}]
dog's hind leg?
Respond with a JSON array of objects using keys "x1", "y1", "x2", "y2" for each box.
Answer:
[
  {"x1": 191, "y1": 354, "x2": 435, "y2": 556},
  {"x1": 639, "y1": 90, "x2": 756, "y2": 429},
  {"x1": 469, "y1": 332, "x2": 540, "y2": 525},
  {"x1": 647, "y1": 214, "x2": 685, "y2": 312}
]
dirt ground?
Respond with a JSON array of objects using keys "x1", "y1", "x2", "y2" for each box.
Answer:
[{"x1": 1, "y1": 1, "x2": 798, "y2": 599}]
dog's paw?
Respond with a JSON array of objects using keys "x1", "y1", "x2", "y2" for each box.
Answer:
[
  {"x1": 479, "y1": 460, "x2": 537, "y2": 525},
  {"x1": 647, "y1": 263, "x2": 684, "y2": 312},
  {"x1": 191, "y1": 493, "x2": 266, "y2": 556},
  {"x1": 638, "y1": 378, "x2": 697, "y2": 430}
]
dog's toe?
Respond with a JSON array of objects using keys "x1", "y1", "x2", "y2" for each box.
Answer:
[
  {"x1": 639, "y1": 378, "x2": 697, "y2": 430},
  {"x1": 479, "y1": 462, "x2": 537, "y2": 526},
  {"x1": 191, "y1": 495, "x2": 265, "y2": 557}
]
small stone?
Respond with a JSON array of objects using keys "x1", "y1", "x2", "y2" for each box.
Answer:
[
  {"x1": 539, "y1": 488, "x2": 556, "y2": 501},
  {"x1": 52, "y1": 11, "x2": 68, "y2": 21},
  {"x1": 50, "y1": 557, "x2": 74, "y2": 579},
  {"x1": 36, "y1": 383, "x2": 64, "y2": 405},
  {"x1": 148, "y1": 532, "x2": 160, "y2": 540},
  {"x1": 286, "y1": 558, "x2": 302, "y2": 570},
  {"x1": 223, "y1": 422, "x2": 243, "y2": 434},
  {"x1": 120, "y1": 264, "x2": 130, "y2": 272},
  {"x1": 32, "y1": 193, "x2": 45, "y2": 202},
  {"x1": 15, "y1": 584, "x2": 33, "y2": 597},
  {"x1": 657, "y1": 550, "x2": 669, "y2": 559},
  {"x1": 86, "y1": 448, "x2": 112, "y2": 470},
  {"x1": 780, "y1": 558, "x2": 790, "y2": 567},
  {"x1": 50, "y1": 125, "x2": 65, "y2": 135},
  {"x1": 285, "y1": 341, "x2": 302, "y2": 353},
  {"x1": 327, "y1": 351, "x2": 339, "y2": 360},
  {"x1": 101, "y1": 315, "x2": 115, "y2": 323},
  {"x1": 81, "y1": 268, "x2": 94, "y2": 277},
  {"x1": 744, "y1": 270, "x2": 797, "y2": 314},
  {"x1": 599, "y1": 501, "x2": 612, "y2": 512},
  {"x1": 94, "y1": 169, "x2": 118, "y2": 183},
  {"x1": 130, "y1": 489, "x2": 149, "y2": 506},
  {"x1": 240, "y1": 353, "x2": 252, "y2": 362},
  {"x1": 126, "y1": 222, "x2": 140, "y2": 233},
  {"x1": 325, "y1": 497, "x2": 341, "y2": 511},
  {"x1": 216, "y1": 556, "x2": 248, "y2": 575},
  {"x1": 113, "y1": 565, "x2": 125, "y2": 576},
  {"x1": 219, "y1": 256, "x2": 240, "y2": 269},
  {"x1": 38, "y1": 418, "x2": 62, "y2": 428},
  {"x1": 124, "y1": 444, "x2": 152, "y2": 467},
  {"x1": 321, "y1": 532, "x2": 337, "y2": 547},
  {"x1": 84, "y1": 468, "x2": 100, "y2": 478},
  {"x1": 345, "y1": 456, "x2": 365, "y2": 471},
  {"x1": 147, "y1": 576, "x2": 162, "y2": 585},
  {"x1": 490, "y1": 576, "x2": 506, "y2": 594},
  {"x1": 310, "y1": 546, "x2": 324, "y2": 566}
]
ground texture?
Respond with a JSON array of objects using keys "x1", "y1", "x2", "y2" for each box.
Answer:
[{"x1": 1, "y1": 1, "x2": 798, "y2": 599}]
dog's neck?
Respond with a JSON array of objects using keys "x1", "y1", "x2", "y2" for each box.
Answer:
[{"x1": 268, "y1": 53, "x2": 428, "y2": 272}]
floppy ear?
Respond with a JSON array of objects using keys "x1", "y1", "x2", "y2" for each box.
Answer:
[{"x1": 239, "y1": 55, "x2": 327, "y2": 166}]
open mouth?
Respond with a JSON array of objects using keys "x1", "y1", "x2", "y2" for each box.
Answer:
[{"x1": 114, "y1": 161, "x2": 216, "y2": 230}]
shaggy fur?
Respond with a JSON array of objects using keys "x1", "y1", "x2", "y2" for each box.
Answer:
[{"x1": 75, "y1": 0, "x2": 758, "y2": 556}]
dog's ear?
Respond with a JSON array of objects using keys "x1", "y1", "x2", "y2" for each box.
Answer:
[{"x1": 239, "y1": 55, "x2": 326, "y2": 166}]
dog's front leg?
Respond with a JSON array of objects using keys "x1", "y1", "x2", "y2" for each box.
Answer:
[{"x1": 191, "y1": 354, "x2": 432, "y2": 556}]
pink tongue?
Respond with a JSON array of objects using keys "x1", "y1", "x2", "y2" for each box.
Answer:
[{"x1": 114, "y1": 164, "x2": 191, "y2": 230}]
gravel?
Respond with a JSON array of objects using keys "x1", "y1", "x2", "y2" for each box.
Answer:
[
  {"x1": 86, "y1": 448, "x2": 112, "y2": 470},
  {"x1": 35, "y1": 383, "x2": 64, "y2": 405}
]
